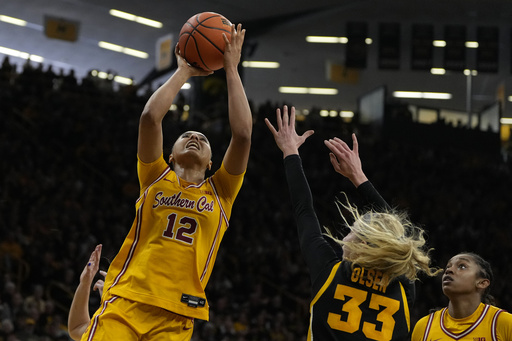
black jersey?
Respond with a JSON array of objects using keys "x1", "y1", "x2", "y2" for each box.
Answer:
[{"x1": 284, "y1": 155, "x2": 415, "y2": 341}]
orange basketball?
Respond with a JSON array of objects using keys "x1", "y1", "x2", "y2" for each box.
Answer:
[{"x1": 178, "y1": 12, "x2": 232, "y2": 72}]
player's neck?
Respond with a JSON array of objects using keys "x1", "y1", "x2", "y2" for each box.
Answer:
[
  {"x1": 174, "y1": 164, "x2": 206, "y2": 184},
  {"x1": 447, "y1": 296, "x2": 482, "y2": 319}
]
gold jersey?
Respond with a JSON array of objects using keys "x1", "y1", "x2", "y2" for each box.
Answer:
[
  {"x1": 104, "y1": 155, "x2": 244, "y2": 321},
  {"x1": 412, "y1": 302, "x2": 512, "y2": 341}
]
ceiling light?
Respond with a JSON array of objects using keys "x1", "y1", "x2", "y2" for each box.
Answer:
[
  {"x1": 306, "y1": 36, "x2": 348, "y2": 44},
  {"x1": 114, "y1": 75, "x2": 133, "y2": 85},
  {"x1": 109, "y1": 9, "x2": 162, "y2": 28},
  {"x1": 430, "y1": 68, "x2": 446, "y2": 75},
  {"x1": 98, "y1": 41, "x2": 148, "y2": 59},
  {"x1": 393, "y1": 91, "x2": 452, "y2": 100},
  {"x1": 394, "y1": 91, "x2": 422, "y2": 98},
  {"x1": 340, "y1": 111, "x2": 354, "y2": 118},
  {"x1": 123, "y1": 48, "x2": 149, "y2": 59},
  {"x1": 465, "y1": 41, "x2": 478, "y2": 48},
  {"x1": 422, "y1": 92, "x2": 452, "y2": 99},
  {"x1": 308, "y1": 88, "x2": 338, "y2": 95},
  {"x1": 242, "y1": 61, "x2": 280, "y2": 68},
  {"x1": 279, "y1": 87, "x2": 308, "y2": 94},
  {"x1": 279, "y1": 87, "x2": 338, "y2": 95},
  {"x1": 0, "y1": 46, "x2": 43, "y2": 62},
  {"x1": 0, "y1": 15, "x2": 27, "y2": 26},
  {"x1": 135, "y1": 17, "x2": 162, "y2": 28},
  {"x1": 99, "y1": 41, "x2": 123, "y2": 52},
  {"x1": 501, "y1": 118, "x2": 512, "y2": 125},
  {"x1": 97, "y1": 71, "x2": 109, "y2": 79},
  {"x1": 433, "y1": 40, "x2": 446, "y2": 47}
]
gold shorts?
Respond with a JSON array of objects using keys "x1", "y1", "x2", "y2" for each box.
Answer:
[{"x1": 81, "y1": 293, "x2": 194, "y2": 341}]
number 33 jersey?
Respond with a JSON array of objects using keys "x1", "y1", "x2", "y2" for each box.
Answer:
[
  {"x1": 283, "y1": 154, "x2": 414, "y2": 341},
  {"x1": 105, "y1": 155, "x2": 244, "y2": 321},
  {"x1": 308, "y1": 260, "x2": 414, "y2": 341}
]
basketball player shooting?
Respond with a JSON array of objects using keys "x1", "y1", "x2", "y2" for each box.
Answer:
[{"x1": 80, "y1": 23, "x2": 251, "y2": 341}]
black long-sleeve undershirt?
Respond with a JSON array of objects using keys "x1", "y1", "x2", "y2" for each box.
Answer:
[{"x1": 284, "y1": 154, "x2": 390, "y2": 284}]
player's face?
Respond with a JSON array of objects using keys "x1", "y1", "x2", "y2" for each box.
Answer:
[
  {"x1": 171, "y1": 131, "x2": 212, "y2": 166},
  {"x1": 442, "y1": 254, "x2": 483, "y2": 297},
  {"x1": 341, "y1": 231, "x2": 362, "y2": 260}
]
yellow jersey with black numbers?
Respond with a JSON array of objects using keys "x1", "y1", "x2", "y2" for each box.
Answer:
[{"x1": 104, "y1": 155, "x2": 244, "y2": 321}]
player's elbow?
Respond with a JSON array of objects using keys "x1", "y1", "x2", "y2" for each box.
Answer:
[
  {"x1": 232, "y1": 124, "x2": 252, "y2": 142},
  {"x1": 140, "y1": 108, "x2": 162, "y2": 129},
  {"x1": 68, "y1": 324, "x2": 88, "y2": 341},
  {"x1": 232, "y1": 132, "x2": 252, "y2": 151}
]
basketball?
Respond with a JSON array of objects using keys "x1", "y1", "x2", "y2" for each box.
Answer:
[{"x1": 178, "y1": 12, "x2": 232, "y2": 72}]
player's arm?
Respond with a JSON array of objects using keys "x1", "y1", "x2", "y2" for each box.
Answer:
[
  {"x1": 138, "y1": 45, "x2": 212, "y2": 163},
  {"x1": 284, "y1": 155, "x2": 340, "y2": 278},
  {"x1": 220, "y1": 24, "x2": 252, "y2": 175},
  {"x1": 267, "y1": 106, "x2": 336, "y2": 279},
  {"x1": 68, "y1": 245, "x2": 102, "y2": 341},
  {"x1": 324, "y1": 134, "x2": 390, "y2": 210}
]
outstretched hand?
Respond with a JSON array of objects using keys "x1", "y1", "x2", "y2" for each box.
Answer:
[
  {"x1": 324, "y1": 133, "x2": 368, "y2": 187},
  {"x1": 223, "y1": 23, "x2": 245, "y2": 71},
  {"x1": 265, "y1": 105, "x2": 314, "y2": 158},
  {"x1": 174, "y1": 44, "x2": 213, "y2": 77},
  {"x1": 79, "y1": 244, "x2": 102, "y2": 287}
]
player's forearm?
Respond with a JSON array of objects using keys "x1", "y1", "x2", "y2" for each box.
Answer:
[
  {"x1": 142, "y1": 68, "x2": 190, "y2": 122},
  {"x1": 68, "y1": 282, "x2": 92, "y2": 340},
  {"x1": 225, "y1": 67, "x2": 252, "y2": 141}
]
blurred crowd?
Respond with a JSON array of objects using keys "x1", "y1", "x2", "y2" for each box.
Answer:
[{"x1": 1, "y1": 56, "x2": 511, "y2": 341}]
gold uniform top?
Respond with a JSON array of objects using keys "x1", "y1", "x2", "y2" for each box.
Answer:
[
  {"x1": 412, "y1": 302, "x2": 512, "y2": 341},
  {"x1": 104, "y1": 155, "x2": 244, "y2": 321}
]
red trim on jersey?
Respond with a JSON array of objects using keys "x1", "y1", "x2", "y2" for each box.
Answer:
[
  {"x1": 440, "y1": 304, "x2": 490, "y2": 339},
  {"x1": 87, "y1": 295, "x2": 118, "y2": 341},
  {"x1": 423, "y1": 313, "x2": 435, "y2": 341},
  {"x1": 491, "y1": 309, "x2": 503, "y2": 341},
  {"x1": 199, "y1": 177, "x2": 228, "y2": 282},
  {"x1": 109, "y1": 167, "x2": 172, "y2": 290},
  {"x1": 209, "y1": 177, "x2": 229, "y2": 227}
]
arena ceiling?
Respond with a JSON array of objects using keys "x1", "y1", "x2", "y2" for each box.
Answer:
[{"x1": 1, "y1": 0, "x2": 512, "y2": 115}]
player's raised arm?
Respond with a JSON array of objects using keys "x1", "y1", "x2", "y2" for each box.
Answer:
[
  {"x1": 324, "y1": 133, "x2": 368, "y2": 187},
  {"x1": 221, "y1": 24, "x2": 252, "y2": 175},
  {"x1": 138, "y1": 45, "x2": 212, "y2": 163},
  {"x1": 68, "y1": 244, "x2": 102, "y2": 341}
]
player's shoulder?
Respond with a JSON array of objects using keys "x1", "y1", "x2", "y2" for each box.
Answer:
[
  {"x1": 413, "y1": 309, "x2": 443, "y2": 330},
  {"x1": 415, "y1": 313, "x2": 432, "y2": 327},
  {"x1": 495, "y1": 307, "x2": 512, "y2": 321}
]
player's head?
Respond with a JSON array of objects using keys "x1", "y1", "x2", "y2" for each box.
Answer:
[
  {"x1": 169, "y1": 131, "x2": 213, "y2": 170},
  {"x1": 335, "y1": 201, "x2": 440, "y2": 284},
  {"x1": 442, "y1": 252, "x2": 494, "y2": 304}
]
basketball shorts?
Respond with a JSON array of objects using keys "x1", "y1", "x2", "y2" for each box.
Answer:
[{"x1": 81, "y1": 293, "x2": 194, "y2": 341}]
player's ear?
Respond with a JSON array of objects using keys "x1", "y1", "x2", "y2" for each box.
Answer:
[
  {"x1": 169, "y1": 154, "x2": 174, "y2": 165},
  {"x1": 207, "y1": 160, "x2": 212, "y2": 171},
  {"x1": 477, "y1": 278, "x2": 490, "y2": 290}
]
